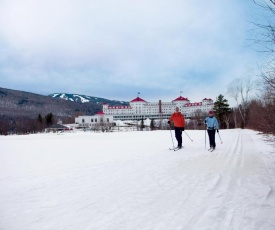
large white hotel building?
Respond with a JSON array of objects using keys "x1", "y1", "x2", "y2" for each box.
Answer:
[{"x1": 102, "y1": 96, "x2": 214, "y2": 121}]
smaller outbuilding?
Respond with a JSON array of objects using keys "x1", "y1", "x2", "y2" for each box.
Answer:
[
  {"x1": 46, "y1": 123, "x2": 70, "y2": 133},
  {"x1": 75, "y1": 112, "x2": 114, "y2": 131}
]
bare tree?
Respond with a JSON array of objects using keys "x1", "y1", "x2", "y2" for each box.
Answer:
[
  {"x1": 224, "y1": 114, "x2": 230, "y2": 129},
  {"x1": 248, "y1": 98, "x2": 275, "y2": 134},
  {"x1": 250, "y1": 0, "x2": 275, "y2": 97},
  {"x1": 227, "y1": 74, "x2": 255, "y2": 128},
  {"x1": 231, "y1": 107, "x2": 238, "y2": 128},
  {"x1": 238, "y1": 0, "x2": 275, "y2": 135},
  {"x1": 251, "y1": 0, "x2": 275, "y2": 54},
  {"x1": 258, "y1": 61, "x2": 275, "y2": 99}
]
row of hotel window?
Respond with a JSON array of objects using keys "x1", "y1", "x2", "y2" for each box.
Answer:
[
  {"x1": 82, "y1": 118, "x2": 110, "y2": 123},
  {"x1": 81, "y1": 110, "x2": 204, "y2": 123},
  {"x1": 106, "y1": 107, "x2": 209, "y2": 114}
]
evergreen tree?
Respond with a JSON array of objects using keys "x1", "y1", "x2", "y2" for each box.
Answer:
[
  {"x1": 150, "y1": 118, "x2": 155, "y2": 130},
  {"x1": 38, "y1": 114, "x2": 43, "y2": 123},
  {"x1": 213, "y1": 95, "x2": 231, "y2": 129},
  {"x1": 45, "y1": 113, "x2": 54, "y2": 126},
  {"x1": 140, "y1": 117, "x2": 145, "y2": 130}
]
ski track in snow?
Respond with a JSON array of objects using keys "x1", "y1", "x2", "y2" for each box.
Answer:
[{"x1": 0, "y1": 129, "x2": 275, "y2": 230}]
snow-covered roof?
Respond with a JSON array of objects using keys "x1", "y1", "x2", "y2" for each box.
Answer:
[{"x1": 48, "y1": 124, "x2": 68, "y2": 129}]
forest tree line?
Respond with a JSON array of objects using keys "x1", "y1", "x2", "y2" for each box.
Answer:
[{"x1": 0, "y1": 87, "x2": 101, "y2": 135}]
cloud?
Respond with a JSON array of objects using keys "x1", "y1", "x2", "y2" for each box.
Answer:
[{"x1": 0, "y1": 0, "x2": 265, "y2": 105}]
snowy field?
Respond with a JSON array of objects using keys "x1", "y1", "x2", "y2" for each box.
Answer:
[{"x1": 1, "y1": 129, "x2": 275, "y2": 230}]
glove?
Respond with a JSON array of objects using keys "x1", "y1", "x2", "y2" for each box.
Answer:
[
  {"x1": 168, "y1": 121, "x2": 170, "y2": 124},
  {"x1": 182, "y1": 127, "x2": 184, "y2": 131},
  {"x1": 217, "y1": 129, "x2": 219, "y2": 133}
]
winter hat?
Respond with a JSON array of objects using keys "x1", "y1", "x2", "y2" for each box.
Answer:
[{"x1": 208, "y1": 110, "x2": 213, "y2": 114}]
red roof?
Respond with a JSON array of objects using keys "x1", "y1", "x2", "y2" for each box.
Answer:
[
  {"x1": 173, "y1": 96, "x2": 189, "y2": 101},
  {"x1": 96, "y1": 111, "x2": 105, "y2": 115},
  {"x1": 130, "y1": 97, "x2": 146, "y2": 102},
  {"x1": 203, "y1": 98, "x2": 212, "y2": 101}
]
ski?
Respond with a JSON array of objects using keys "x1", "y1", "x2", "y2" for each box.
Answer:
[
  {"x1": 174, "y1": 147, "x2": 183, "y2": 151},
  {"x1": 169, "y1": 147, "x2": 179, "y2": 151},
  {"x1": 169, "y1": 147, "x2": 183, "y2": 151}
]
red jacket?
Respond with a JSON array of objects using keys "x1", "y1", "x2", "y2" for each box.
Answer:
[{"x1": 169, "y1": 112, "x2": 185, "y2": 128}]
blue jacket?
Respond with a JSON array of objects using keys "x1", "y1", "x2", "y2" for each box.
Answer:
[{"x1": 205, "y1": 116, "x2": 219, "y2": 130}]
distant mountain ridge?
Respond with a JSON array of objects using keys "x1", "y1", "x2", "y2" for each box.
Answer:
[
  {"x1": 0, "y1": 87, "x2": 129, "y2": 121},
  {"x1": 0, "y1": 87, "x2": 102, "y2": 119},
  {"x1": 49, "y1": 93, "x2": 129, "y2": 106},
  {"x1": 0, "y1": 87, "x2": 131, "y2": 134}
]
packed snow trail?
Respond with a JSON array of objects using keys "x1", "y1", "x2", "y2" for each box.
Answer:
[
  {"x1": 0, "y1": 129, "x2": 275, "y2": 230},
  {"x1": 170, "y1": 129, "x2": 274, "y2": 230}
]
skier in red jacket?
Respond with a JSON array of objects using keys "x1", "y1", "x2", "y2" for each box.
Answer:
[{"x1": 168, "y1": 107, "x2": 185, "y2": 149}]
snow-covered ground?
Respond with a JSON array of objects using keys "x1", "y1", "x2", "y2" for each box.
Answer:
[{"x1": 1, "y1": 129, "x2": 275, "y2": 230}]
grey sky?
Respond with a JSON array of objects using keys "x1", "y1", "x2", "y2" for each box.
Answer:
[{"x1": 0, "y1": 0, "x2": 266, "y2": 105}]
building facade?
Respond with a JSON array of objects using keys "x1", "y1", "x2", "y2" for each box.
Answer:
[
  {"x1": 75, "y1": 112, "x2": 114, "y2": 128},
  {"x1": 102, "y1": 96, "x2": 214, "y2": 121}
]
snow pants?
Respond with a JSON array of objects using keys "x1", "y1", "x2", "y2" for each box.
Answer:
[
  {"x1": 175, "y1": 127, "x2": 182, "y2": 147},
  {"x1": 207, "y1": 129, "x2": 216, "y2": 148}
]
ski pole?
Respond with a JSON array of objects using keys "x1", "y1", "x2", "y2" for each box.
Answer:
[
  {"x1": 205, "y1": 125, "x2": 206, "y2": 149},
  {"x1": 169, "y1": 125, "x2": 176, "y2": 149},
  {"x1": 184, "y1": 130, "x2": 193, "y2": 142},
  {"x1": 217, "y1": 131, "x2": 223, "y2": 144}
]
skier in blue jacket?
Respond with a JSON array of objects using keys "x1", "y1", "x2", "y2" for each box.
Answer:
[{"x1": 204, "y1": 110, "x2": 219, "y2": 150}]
